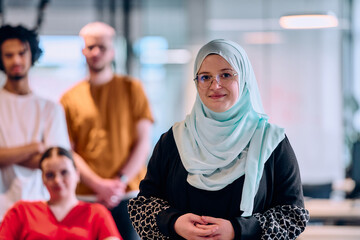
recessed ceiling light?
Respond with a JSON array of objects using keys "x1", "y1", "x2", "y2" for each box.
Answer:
[{"x1": 279, "y1": 13, "x2": 338, "y2": 29}]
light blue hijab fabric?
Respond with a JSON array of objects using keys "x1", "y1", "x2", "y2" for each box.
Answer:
[{"x1": 173, "y1": 39, "x2": 285, "y2": 216}]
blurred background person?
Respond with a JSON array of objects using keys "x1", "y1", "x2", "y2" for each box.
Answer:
[
  {"x1": 0, "y1": 146, "x2": 121, "y2": 240},
  {"x1": 129, "y1": 39, "x2": 309, "y2": 239},
  {"x1": 0, "y1": 24, "x2": 70, "y2": 222},
  {"x1": 60, "y1": 22, "x2": 153, "y2": 240}
]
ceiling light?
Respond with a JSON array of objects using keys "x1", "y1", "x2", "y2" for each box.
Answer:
[{"x1": 279, "y1": 12, "x2": 338, "y2": 29}]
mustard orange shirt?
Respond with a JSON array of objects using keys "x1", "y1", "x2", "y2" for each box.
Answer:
[{"x1": 61, "y1": 75, "x2": 153, "y2": 194}]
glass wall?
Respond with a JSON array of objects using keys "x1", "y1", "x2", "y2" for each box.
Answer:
[
  {"x1": 132, "y1": 0, "x2": 348, "y2": 186},
  {"x1": 0, "y1": 0, "x2": 356, "y2": 189}
]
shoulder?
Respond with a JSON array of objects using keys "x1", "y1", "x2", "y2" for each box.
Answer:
[
  {"x1": 0, "y1": 88, "x2": 7, "y2": 98},
  {"x1": 273, "y1": 135, "x2": 295, "y2": 157},
  {"x1": 23, "y1": 95, "x2": 62, "y2": 113},
  {"x1": 37, "y1": 98, "x2": 65, "y2": 116},
  {"x1": 268, "y1": 134, "x2": 298, "y2": 169},
  {"x1": 158, "y1": 127, "x2": 176, "y2": 146},
  {"x1": 60, "y1": 81, "x2": 89, "y2": 102},
  {"x1": 146, "y1": 127, "x2": 177, "y2": 160},
  {"x1": 11, "y1": 200, "x2": 28, "y2": 209},
  {"x1": 150, "y1": 127, "x2": 178, "y2": 164},
  {"x1": 9, "y1": 200, "x2": 45, "y2": 212}
]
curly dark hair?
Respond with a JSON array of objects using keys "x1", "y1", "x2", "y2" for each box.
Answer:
[{"x1": 0, "y1": 25, "x2": 43, "y2": 71}]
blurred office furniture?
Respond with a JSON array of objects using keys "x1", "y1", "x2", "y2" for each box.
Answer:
[
  {"x1": 303, "y1": 178, "x2": 355, "y2": 200},
  {"x1": 302, "y1": 194, "x2": 360, "y2": 239},
  {"x1": 298, "y1": 225, "x2": 360, "y2": 240},
  {"x1": 303, "y1": 183, "x2": 333, "y2": 199},
  {"x1": 305, "y1": 199, "x2": 360, "y2": 222},
  {"x1": 346, "y1": 139, "x2": 360, "y2": 198},
  {"x1": 347, "y1": 184, "x2": 360, "y2": 199}
]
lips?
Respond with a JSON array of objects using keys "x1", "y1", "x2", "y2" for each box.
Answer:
[
  {"x1": 11, "y1": 66, "x2": 23, "y2": 73},
  {"x1": 209, "y1": 93, "x2": 226, "y2": 99},
  {"x1": 52, "y1": 185, "x2": 62, "y2": 191}
]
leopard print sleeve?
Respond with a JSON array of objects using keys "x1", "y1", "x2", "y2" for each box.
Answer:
[
  {"x1": 128, "y1": 195, "x2": 171, "y2": 240},
  {"x1": 253, "y1": 205, "x2": 309, "y2": 240}
]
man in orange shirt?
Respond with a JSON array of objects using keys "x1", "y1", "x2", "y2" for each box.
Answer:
[{"x1": 61, "y1": 22, "x2": 153, "y2": 240}]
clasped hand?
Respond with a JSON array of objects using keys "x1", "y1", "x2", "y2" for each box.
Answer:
[
  {"x1": 95, "y1": 177, "x2": 127, "y2": 209},
  {"x1": 174, "y1": 213, "x2": 234, "y2": 240}
]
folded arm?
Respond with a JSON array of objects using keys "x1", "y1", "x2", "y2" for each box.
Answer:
[{"x1": 0, "y1": 142, "x2": 44, "y2": 168}]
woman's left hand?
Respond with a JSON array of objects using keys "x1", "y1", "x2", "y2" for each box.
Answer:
[{"x1": 197, "y1": 216, "x2": 235, "y2": 240}]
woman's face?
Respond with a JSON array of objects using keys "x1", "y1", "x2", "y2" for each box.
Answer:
[
  {"x1": 196, "y1": 54, "x2": 239, "y2": 112},
  {"x1": 41, "y1": 155, "x2": 79, "y2": 202}
]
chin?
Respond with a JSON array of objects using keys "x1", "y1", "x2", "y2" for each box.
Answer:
[
  {"x1": 212, "y1": 108, "x2": 229, "y2": 113},
  {"x1": 207, "y1": 103, "x2": 232, "y2": 113},
  {"x1": 90, "y1": 66, "x2": 105, "y2": 73},
  {"x1": 8, "y1": 74, "x2": 25, "y2": 81}
]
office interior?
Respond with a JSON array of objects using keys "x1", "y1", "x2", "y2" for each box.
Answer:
[{"x1": 1, "y1": 0, "x2": 360, "y2": 237}]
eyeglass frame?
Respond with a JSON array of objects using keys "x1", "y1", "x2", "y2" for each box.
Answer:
[{"x1": 193, "y1": 72, "x2": 239, "y2": 89}]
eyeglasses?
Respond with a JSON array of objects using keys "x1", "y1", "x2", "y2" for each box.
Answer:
[{"x1": 194, "y1": 72, "x2": 238, "y2": 89}]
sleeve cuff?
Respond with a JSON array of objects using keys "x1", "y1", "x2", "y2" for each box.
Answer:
[
  {"x1": 156, "y1": 208, "x2": 184, "y2": 239},
  {"x1": 232, "y1": 216, "x2": 262, "y2": 240}
]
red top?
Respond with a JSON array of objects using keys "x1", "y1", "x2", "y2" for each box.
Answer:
[{"x1": 0, "y1": 201, "x2": 121, "y2": 240}]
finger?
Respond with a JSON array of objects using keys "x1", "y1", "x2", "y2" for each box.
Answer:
[
  {"x1": 105, "y1": 199, "x2": 118, "y2": 209},
  {"x1": 201, "y1": 216, "x2": 220, "y2": 224},
  {"x1": 109, "y1": 195, "x2": 121, "y2": 206},
  {"x1": 193, "y1": 225, "x2": 218, "y2": 237},
  {"x1": 113, "y1": 179, "x2": 123, "y2": 187},
  {"x1": 195, "y1": 224, "x2": 218, "y2": 231},
  {"x1": 184, "y1": 220, "x2": 217, "y2": 237},
  {"x1": 112, "y1": 185, "x2": 125, "y2": 195},
  {"x1": 188, "y1": 214, "x2": 208, "y2": 225},
  {"x1": 98, "y1": 194, "x2": 118, "y2": 209}
]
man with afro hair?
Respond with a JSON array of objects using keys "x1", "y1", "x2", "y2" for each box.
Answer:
[{"x1": 0, "y1": 25, "x2": 70, "y2": 222}]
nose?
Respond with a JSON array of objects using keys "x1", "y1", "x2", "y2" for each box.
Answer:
[
  {"x1": 90, "y1": 46, "x2": 101, "y2": 56},
  {"x1": 209, "y1": 75, "x2": 222, "y2": 89},
  {"x1": 12, "y1": 54, "x2": 22, "y2": 64},
  {"x1": 53, "y1": 174, "x2": 62, "y2": 183}
]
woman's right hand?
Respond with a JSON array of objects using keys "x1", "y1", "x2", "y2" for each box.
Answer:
[{"x1": 174, "y1": 213, "x2": 218, "y2": 240}]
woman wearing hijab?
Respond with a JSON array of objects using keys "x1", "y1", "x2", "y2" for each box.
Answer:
[
  {"x1": 128, "y1": 39, "x2": 309, "y2": 239},
  {"x1": 0, "y1": 147, "x2": 122, "y2": 240}
]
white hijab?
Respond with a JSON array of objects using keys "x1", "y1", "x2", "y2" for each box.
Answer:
[{"x1": 173, "y1": 39, "x2": 285, "y2": 216}]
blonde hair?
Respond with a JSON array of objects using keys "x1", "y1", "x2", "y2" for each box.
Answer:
[{"x1": 79, "y1": 22, "x2": 115, "y2": 38}]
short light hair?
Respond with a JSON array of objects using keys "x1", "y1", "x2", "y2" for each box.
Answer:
[{"x1": 79, "y1": 22, "x2": 115, "y2": 39}]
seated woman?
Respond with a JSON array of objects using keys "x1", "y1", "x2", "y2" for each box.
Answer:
[
  {"x1": 0, "y1": 147, "x2": 122, "y2": 240},
  {"x1": 128, "y1": 39, "x2": 309, "y2": 239}
]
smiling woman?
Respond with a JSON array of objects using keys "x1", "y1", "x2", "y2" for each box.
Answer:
[
  {"x1": 195, "y1": 54, "x2": 240, "y2": 112},
  {"x1": 128, "y1": 39, "x2": 309, "y2": 240},
  {"x1": 0, "y1": 147, "x2": 122, "y2": 240}
]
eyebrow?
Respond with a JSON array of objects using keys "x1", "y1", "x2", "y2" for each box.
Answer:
[
  {"x1": 220, "y1": 68, "x2": 234, "y2": 71},
  {"x1": 197, "y1": 68, "x2": 234, "y2": 75},
  {"x1": 19, "y1": 42, "x2": 30, "y2": 52}
]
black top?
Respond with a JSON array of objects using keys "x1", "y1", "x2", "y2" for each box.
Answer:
[{"x1": 135, "y1": 128, "x2": 307, "y2": 239}]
